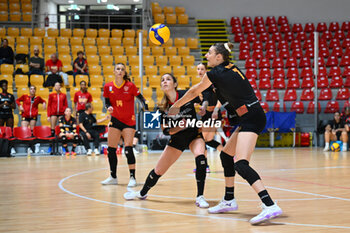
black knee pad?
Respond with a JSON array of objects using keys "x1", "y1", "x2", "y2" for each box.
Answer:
[
  {"x1": 125, "y1": 146, "x2": 135, "y2": 164},
  {"x1": 205, "y1": 140, "x2": 220, "y2": 149},
  {"x1": 234, "y1": 160, "x2": 261, "y2": 185},
  {"x1": 74, "y1": 135, "x2": 79, "y2": 141},
  {"x1": 195, "y1": 154, "x2": 207, "y2": 181},
  {"x1": 134, "y1": 130, "x2": 141, "y2": 139},
  {"x1": 220, "y1": 151, "x2": 235, "y2": 177},
  {"x1": 61, "y1": 136, "x2": 67, "y2": 142},
  {"x1": 107, "y1": 147, "x2": 117, "y2": 159}
]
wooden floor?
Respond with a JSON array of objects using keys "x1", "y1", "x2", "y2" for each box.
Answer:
[{"x1": 1, "y1": 148, "x2": 350, "y2": 232}]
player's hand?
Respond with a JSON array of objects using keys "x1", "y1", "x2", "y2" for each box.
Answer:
[
  {"x1": 212, "y1": 110, "x2": 218, "y2": 119},
  {"x1": 86, "y1": 132, "x2": 91, "y2": 139},
  {"x1": 107, "y1": 106, "x2": 113, "y2": 113},
  {"x1": 198, "y1": 106, "x2": 206, "y2": 116},
  {"x1": 168, "y1": 105, "x2": 179, "y2": 116}
]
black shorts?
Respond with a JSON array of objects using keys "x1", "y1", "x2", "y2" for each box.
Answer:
[
  {"x1": 0, "y1": 114, "x2": 13, "y2": 120},
  {"x1": 22, "y1": 117, "x2": 37, "y2": 122},
  {"x1": 201, "y1": 109, "x2": 222, "y2": 122},
  {"x1": 336, "y1": 131, "x2": 342, "y2": 140},
  {"x1": 237, "y1": 104, "x2": 266, "y2": 135},
  {"x1": 168, "y1": 128, "x2": 203, "y2": 152},
  {"x1": 110, "y1": 117, "x2": 136, "y2": 130}
]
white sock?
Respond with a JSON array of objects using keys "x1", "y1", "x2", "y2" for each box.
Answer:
[
  {"x1": 325, "y1": 142, "x2": 329, "y2": 148},
  {"x1": 343, "y1": 143, "x2": 347, "y2": 151}
]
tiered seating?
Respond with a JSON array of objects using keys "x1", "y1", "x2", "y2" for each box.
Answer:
[
  {"x1": 0, "y1": 0, "x2": 32, "y2": 22},
  {"x1": 232, "y1": 15, "x2": 350, "y2": 113},
  {"x1": 151, "y1": 2, "x2": 188, "y2": 25}
]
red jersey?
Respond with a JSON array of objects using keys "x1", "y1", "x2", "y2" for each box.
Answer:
[
  {"x1": 47, "y1": 91, "x2": 68, "y2": 117},
  {"x1": 74, "y1": 90, "x2": 92, "y2": 111},
  {"x1": 46, "y1": 59, "x2": 63, "y2": 72},
  {"x1": 103, "y1": 80, "x2": 140, "y2": 125},
  {"x1": 16, "y1": 94, "x2": 46, "y2": 118}
]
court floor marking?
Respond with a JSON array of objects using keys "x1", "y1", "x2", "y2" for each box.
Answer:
[{"x1": 58, "y1": 167, "x2": 350, "y2": 230}]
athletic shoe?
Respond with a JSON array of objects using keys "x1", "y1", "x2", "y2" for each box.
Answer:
[
  {"x1": 87, "y1": 149, "x2": 92, "y2": 156},
  {"x1": 65, "y1": 152, "x2": 70, "y2": 156},
  {"x1": 27, "y1": 148, "x2": 33, "y2": 155},
  {"x1": 208, "y1": 198, "x2": 238, "y2": 214},
  {"x1": 127, "y1": 177, "x2": 137, "y2": 187},
  {"x1": 101, "y1": 176, "x2": 118, "y2": 185},
  {"x1": 34, "y1": 143, "x2": 40, "y2": 154},
  {"x1": 249, "y1": 203, "x2": 283, "y2": 225},
  {"x1": 323, "y1": 146, "x2": 330, "y2": 152},
  {"x1": 196, "y1": 195, "x2": 209, "y2": 208},
  {"x1": 11, "y1": 148, "x2": 16, "y2": 155},
  {"x1": 71, "y1": 151, "x2": 77, "y2": 156},
  {"x1": 94, "y1": 148, "x2": 100, "y2": 155},
  {"x1": 342, "y1": 145, "x2": 347, "y2": 152},
  {"x1": 123, "y1": 190, "x2": 147, "y2": 200}
]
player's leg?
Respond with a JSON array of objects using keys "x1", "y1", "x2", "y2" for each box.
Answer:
[{"x1": 121, "y1": 127, "x2": 137, "y2": 187}]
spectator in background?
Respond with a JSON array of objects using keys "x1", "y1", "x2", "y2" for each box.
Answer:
[
  {"x1": 74, "y1": 80, "x2": 92, "y2": 123},
  {"x1": 58, "y1": 107, "x2": 79, "y2": 156},
  {"x1": 16, "y1": 85, "x2": 46, "y2": 130},
  {"x1": 47, "y1": 82, "x2": 68, "y2": 136},
  {"x1": 28, "y1": 47, "x2": 45, "y2": 82},
  {"x1": 0, "y1": 79, "x2": 16, "y2": 127},
  {"x1": 73, "y1": 51, "x2": 88, "y2": 82},
  {"x1": 341, "y1": 107, "x2": 350, "y2": 122},
  {"x1": 45, "y1": 53, "x2": 69, "y2": 87},
  {"x1": 0, "y1": 39, "x2": 14, "y2": 65},
  {"x1": 79, "y1": 103, "x2": 109, "y2": 156},
  {"x1": 324, "y1": 111, "x2": 348, "y2": 152}
]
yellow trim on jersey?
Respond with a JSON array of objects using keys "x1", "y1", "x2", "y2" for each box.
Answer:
[{"x1": 113, "y1": 80, "x2": 125, "y2": 89}]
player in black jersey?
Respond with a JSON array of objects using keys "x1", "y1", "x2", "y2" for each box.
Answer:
[
  {"x1": 124, "y1": 73, "x2": 210, "y2": 208},
  {"x1": 58, "y1": 107, "x2": 79, "y2": 156},
  {"x1": 0, "y1": 80, "x2": 15, "y2": 127},
  {"x1": 169, "y1": 42, "x2": 282, "y2": 225}
]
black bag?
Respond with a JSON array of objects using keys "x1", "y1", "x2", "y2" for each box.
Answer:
[
  {"x1": 15, "y1": 53, "x2": 28, "y2": 64},
  {"x1": 0, "y1": 138, "x2": 10, "y2": 157},
  {"x1": 43, "y1": 73, "x2": 63, "y2": 87}
]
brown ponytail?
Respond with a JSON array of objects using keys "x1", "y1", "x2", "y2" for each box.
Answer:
[{"x1": 213, "y1": 42, "x2": 234, "y2": 62}]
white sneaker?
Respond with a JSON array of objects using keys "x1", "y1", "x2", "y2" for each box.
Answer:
[
  {"x1": 87, "y1": 149, "x2": 92, "y2": 156},
  {"x1": 101, "y1": 176, "x2": 118, "y2": 185},
  {"x1": 196, "y1": 195, "x2": 209, "y2": 208},
  {"x1": 323, "y1": 147, "x2": 330, "y2": 152},
  {"x1": 127, "y1": 177, "x2": 137, "y2": 187},
  {"x1": 208, "y1": 198, "x2": 238, "y2": 214},
  {"x1": 11, "y1": 148, "x2": 16, "y2": 155},
  {"x1": 123, "y1": 190, "x2": 147, "y2": 200},
  {"x1": 35, "y1": 143, "x2": 40, "y2": 153},
  {"x1": 27, "y1": 148, "x2": 33, "y2": 154},
  {"x1": 249, "y1": 203, "x2": 283, "y2": 225},
  {"x1": 94, "y1": 148, "x2": 100, "y2": 155}
]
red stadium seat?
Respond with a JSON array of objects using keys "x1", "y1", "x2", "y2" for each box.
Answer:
[
  {"x1": 252, "y1": 41, "x2": 264, "y2": 50},
  {"x1": 13, "y1": 127, "x2": 36, "y2": 144},
  {"x1": 260, "y1": 102, "x2": 269, "y2": 112},
  {"x1": 316, "y1": 22, "x2": 328, "y2": 32},
  {"x1": 230, "y1": 17, "x2": 240, "y2": 26},
  {"x1": 329, "y1": 66, "x2": 342, "y2": 77},
  {"x1": 259, "y1": 68, "x2": 271, "y2": 79},
  {"x1": 307, "y1": 101, "x2": 321, "y2": 114},
  {"x1": 266, "y1": 16, "x2": 276, "y2": 26},
  {"x1": 321, "y1": 30, "x2": 333, "y2": 41},
  {"x1": 319, "y1": 39, "x2": 328, "y2": 48},
  {"x1": 280, "y1": 23, "x2": 291, "y2": 33},
  {"x1": 272, "y1": 57, "x2": 284, "y2": 68},
  {"x1": 239, "y1": 41, "x2": 250, "y2": 50},
  {"x1": 284, "y1": 89, "x2": 297, "y2": 101},
  {"x1": 334, "y1": 30, "x2": 345, "y2": 40},
  {"x1": 258, "y1": 77, "x2": 271, "y2": 89},
  {"x1": 271, "y1": 32, "x2": 282, "y2": 41},
  {"x1": 343, "y1": 66, "x2": 350, "y2": 77},
  {"x1": 234, "y1": 33, "x2": 245, "y2": 42},
  {"x1": 340, "y1": 55, "x2": 350, "y2": 67},
  {"x1": 291, "y1": 48, "x2": 303, "y2": 59},
  {"x1": 259, "y1": 32, "x2": 270, "y2": 42},
  {"x1": 268, "y1": 24, "x2": 279, "y2": 33},
  {"x1": 341, "y1": 21, "x2": 350, "y2": 31},
  {"x1": 345, "y1": 77, "x2": 350, "y2": 87},
  {"x1": 315, "y1": 57, "x2": 326, "y2": 67},
  {"x1": 258, "y1": 58, "x2": 270, "y2": 69},
  {"x1": 300, "y1": 67, "x2": 313, "y2": 78},
  {"x1": 285, "y1": 57, "x2": 298, "y2": 68},
  {"x1": 303, "y1": 39, "x2": 314, "y2": 50},
  {"x1": 319, "y1": 47, "x2": 330, "y2": 58},
  {"x1": 342, "y1": 101, "x2": 350, "y2": 112},
  {"x1": 317, "y1": 76, "x2": 329, "y2": 88},
  {"x1": 254, "y1": 89, "x2": 262, "y2": 101},
  {"x1": 326, "y1": 56, "x2": 339, "y2": 67},
  {"x1": 252, "y1": 49, "x2": 264, "y2": 60},
  {"x1": 248, "y1": 78, "x2": 257, "y2": 89},
  {"x1": 239, "y1": 49, "x2": 250, "y2": 60},
  {"x1": 331, "y1": 47, "x2": 343, "y2": 57},
  {"x1": 246, "y1": 32, "x2": 258, "y2": 42},
  {"x1": 272, "y1": 67, "x2": 285, "y2": 79},
  {"x1": 254, "y1": 16, "x2": 264, "y2": 26},
  {"x1": 319, "y1": 88, "x2": 332, "y2": 100},
  {"x1": 266, "y1": 89, "x2": 279, "y2": 101},
  {"x1": 273, "y1": 102, "x2": 281, "y2": 112},
  {"x1": 342, "y1": 38, "x2": 350, "y2": 49},
  {"x1": 245, "y1": 58, "x2": 257, "y2": 69},
  {"x1": 329, "y1": 38, "x2": 341, "y2": 49},
  {"x1": 290, "y1": 39, "x2": 302, "y2": 50},
  {"x1": 336, "y1": 88, "x2": 350, "y2": 100},
  {"x1": 291, "y1": 101, "x2": 305, "y2": 113},
  {"x1": 304, "y1": 23, "x2": 315, "y2": 33},
  {"x1": 300, "y1": 88, "x2": 314, "y2": 101},
  {"x1": 325, "y1": 101, "x2": 339, "y2": 113},
  {"x1": 273, "y1": 77, "x2": 286, "y2": 89},
  {"x1": 232, "y1": 24, "x2": 243, "y2": 33},
  {"x1": 264, "y1": 40, "x2": 275, "y2": 50},
  {"x1": 278, "y1": 48, "x2": 290, "y2": 59},
  {"x1": 277, "y1": 16, "x2": 288, "y2": 25},
  {"x1": 304, "y1": 47, "x2": 315, "y2": 58},
  {"x1": 299, "y1": 57, "x2": 312, "y2": 68},
  {"x1": 296, "y1": 31, "x2": 307, "y2": 41},
  {"x1": 256, "y1": 25, "x2": 267, "y2": 34},
  {"x1": 286, "y1": 67, "x2": 299, "y2": 79},
  {"x1": 265, "y1": 49, "x2": 277, "y2": 60},
  {"x1": 330, "y1": 76, "x2": 343, "y2": 88},
  {"x1": 292, "y1": 23, "x2": 303, "y2": 33},
  {"x1": 277, "y1": 40, "x2": 289, "y2": 50},
  {"x1": 318, "y1": 66, "x2": 328, "y2": 77},
  {"x1": 301, "y1": 76, "x2": 314, "y2": 89},
  {"x1": 284, "y1": 32, "x2": 294, "y2": 42},
  {"x1": 287, "y1": 77, "x2": 300, "y2": 89},
  {"x1": 244, "y1": 24, "x2": 254, "y2": 34},
  {"x1": 246, "y1": 68, "x2": 258, "y2": 80},
  {"x1": 329, "y1": 22, "x2": 340, "y2": 32},
  {"x1": 242, "y1": 16, "x2": 253, "y2": 26}
]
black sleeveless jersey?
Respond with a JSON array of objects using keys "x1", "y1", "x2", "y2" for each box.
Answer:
[{"x1": 206, "y1": 62, "x2": 258, "y2": 113}]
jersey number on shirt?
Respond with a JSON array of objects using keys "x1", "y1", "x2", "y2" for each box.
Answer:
[{"x1": 233, "y1": 68, "x2": 245, "y2": 80}]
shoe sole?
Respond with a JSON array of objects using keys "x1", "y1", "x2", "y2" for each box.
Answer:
[
  {"x1": 208, "y1": 206, "x2": 238, "y2": 214},
  {"x1": 250, "y1": 210, "x2": 283, "y2": 225},
  {"x1": 196, "y1": 202, "x2": 209, "y2": 208}
]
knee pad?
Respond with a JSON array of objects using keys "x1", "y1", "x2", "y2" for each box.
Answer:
[
  {"x1": 61, "y1": 136, "x2": 67, "y2": 141},
  {"x1": 74, "y1": 135, "x2": 80, "y2": 143},
  {"x1": 195, "y1": 155, "x2": 207, "y2": 180},
  {"x1": 107, "y1": 147, "x2": 117, "y2": 158},
  {"x1": 234, "y1": 160, "x2": 261, "y2": 186},
  {"x1": 220, "y1": 151, "x2": 235, "y2": 177},
  {"x1": 205, "y1": 140, "x2": 220, "y2": 149},
  {"x1": 125, "y1": 146, "x2": 135, "y2": 164},
  {"x1": 134, "y1": 130, "x2": 141, "y2": 139}
]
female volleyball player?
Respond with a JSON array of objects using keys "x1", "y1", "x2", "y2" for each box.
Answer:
[
  {"x1": 168, "y1": 43, "x2": 282, "y2": 225},
  {"x1": 101, "y1": 63, "x2": 148, "y2": 187},
  {"x1": 123, "y1": 73, "x2": 210, "y2": 208},
  {"x1": 58, "y1": 107, "x2": 79, "y2": 156}
]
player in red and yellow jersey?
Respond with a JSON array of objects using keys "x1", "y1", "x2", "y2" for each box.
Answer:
[{"x1": 101, "y1": 63, "x2": 148, "y2": 187}]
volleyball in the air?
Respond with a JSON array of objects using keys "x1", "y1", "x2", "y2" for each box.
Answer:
[
  {"x1": 149, "y1": 24, "x2": 170, "y2": 45},
  {"x1": 330, "y1": 142, "x2": 340, "y2": 152}
]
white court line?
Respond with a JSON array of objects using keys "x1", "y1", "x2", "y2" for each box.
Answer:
[
  {"x1": 58, "y1": 168, "x2": 350, "y2": 229},
  {"x1": 263, "y1": 166, "x2": 350, "y2": 172}
]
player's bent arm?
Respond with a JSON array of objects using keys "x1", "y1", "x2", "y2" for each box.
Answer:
[{"x1": 136, "y1": 94, "x2": 149, "y2": 111}]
